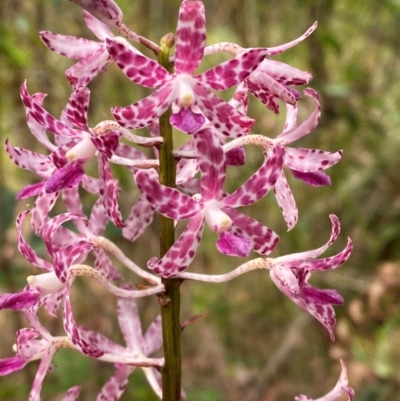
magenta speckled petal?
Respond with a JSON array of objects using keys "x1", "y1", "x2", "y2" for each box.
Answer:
[
  {"x1": 285, "y1": 148, "x2": 342, "y2": 173},
  {"x1": 195, "y1": 128, "x2": 226, "y2": 201},
  {"x1": 98, "y1": 154, "x2": 125, "y2": 228},
  {"x1": 83, "y1": 10, "x2": 113, "y2": 40},
  {"x1": 215, "y1": 230, "x2": 250, "y2": 257},
  {"x1": 170, "y1": 107, "x2": 206, "y2": 133},
  {"x1": 0, "y1": 356, "x2": 27, "y2": 376},
  {"x1": 194, "y1": 84, "x2": 254, "y2": 137},
  {"x1": 0, "y1": 289, "x2": 40, "y2": 310},
  {"x1": 16, "y1": 211, "x2": 53, "y2": 271},
  {"x1": 70, "y1": 0, "x2": 123, "y2": 28},
  {"x1": 122, "y1": 194, "x2": 155, "y2": 242},
  {"x1": 44, "y1": 163, "x2": 85, "y2": 193},
  {"x1": 16, "y1": 181, "x2": 46, "y2": 200},
  {"x1": 106, "y1": 38, "x2": 170, "y2": 88},
  {"x1": 94, "y1": 248, "x2": 123, "y2": 281},
  {"x1": 247, "y1": 73, "x2": 296, "y2": 113},
  {"x1": 91, "y1": 130, "x2": 121, "y2": 159},
  {"x1": 61, "y1": 386, "x2": 82, "y2": 401},
  {"x1": 257, "y1": 59, "x2": 312, "y2": 86},
  {"x1": 223, "y1": 145, "x2": 284, "y2": 208},
  {"x1": 41, "y1": 212, "x2": 87, "y2": 257},
  {"x1": 224, "y1": 208, "x2": 279, "y2": 256},
  {"x1": 199, "y1": 48, "x2": 268, "y2": 90},
  {"x1": 53, "y1": 240, "x2": 94, "y2": 282},
  {"x1": 63, "y1": 292, "x2": 105, "y2": 357},
  {"x1": 276, "y1": 88, "x2": 320, "y2": 143},
  {"x1": 301, "y1": 285, "x2": 344, "y2": 305},
  {"x1": 117, "y1": 296, "x2": 144, "y2": 352},
  {"x1": 5, "y1": 139, "x2": 53, "y2": 173},
  {"x1": 112, "y1": 82, "x2": 174, "y2": 129},
  {"x1": 291, "y1": 238, "x2": 353, "y2": 271},
  {"x1": 26, "y1": 94, "x2": 57, "y2": 151},
  {"x1": 270, "y1": 269, "x2": 337, "y2": 340},
  {"x1": 65, "y1": 88, "x2": 90, "y2": 130},
  {"x1": 135, "y1": 170, "x2": 201, "y2": 220},
  {"x1": 96, "y1": 365, "x2": 134, "y2": 401},
  {"x1": 291, "y1": 170, "x2": 331, "y2": 187},
  {"x1": 143, "y1": 315, "x2": 162, "y2": 355},
  {"x1": 66, "y1": 47, "x2": 110, "y2": 89},
  {"x1": 273, "y1": 171, "x2": 298, "y2": 230},
  {"x1": 40, "y1": 31, "x2": 101, "y2": 59},
  {"x1": 148, "y1": 215, "x2": 205, "y2": 277},
  {"x1": 31, "y1": 189, "x2": 60, "y2": 235},
  {"x1": 276, "y1": 215, "x2": 341, "y2": 263},
  {"x1": 28, "y1": 348, "x2": 56, "y2": 401},
  {"x1": 226, "y1": 147, "x2": 246, "y2": 166},
  {"x1": 21, "y1": 82, "x2": 82, "y2": 138},
  {"x1": 174, "y1": 0, "x2": 206, "y2": 74},
  {"x1": 88, "y1": 198, "x2": 109, "y2": 235}
]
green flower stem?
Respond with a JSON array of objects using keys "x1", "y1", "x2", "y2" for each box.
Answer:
[{"x1": 157, "y1": 35, "x2": 182, "y2": 401}]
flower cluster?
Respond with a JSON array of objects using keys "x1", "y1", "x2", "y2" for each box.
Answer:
[{"x1": 1, "y1": 0, "x2": 354, "y2": 399}]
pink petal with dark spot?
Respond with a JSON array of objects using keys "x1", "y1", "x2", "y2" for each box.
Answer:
[
  {"x1": 40, "y1": 31, "x2": 101, "y2": 59},
  {"x1": 66, "y1": 47, "x2": 111, "y2": 89},
  {"x1": 135, "y1": 169, "x2": 201, "y2": 220},
  {"x1": 199, "y1": 48, "x2": 268, "y2": 90},
  {"x1": 194, "y1": 84, "x2": 254, "y2": 138},
  {"x1": 174, "y1": 0, "x2": 206, "y2": 74},
  {"x1": 291, "y1": 169, "x2": 331, "y2": 187},
  {"x1": 222, "y1": 145, "x2": 284, "y2": 208},
  {"x1": 148, "y1": 215, "x2": 205, "y2": 277},
  {"x1": 106, "y1": 38, "x2": 170, "y2": 88},
  {"x1": 195, "y1": 128, "x2": 226, "y2": 201},
  {"x1": 98, "y1": 154, "x2": 125, "y2": 228},
  {"x1": 226, "y1": 147, "x2": 246, "y2": 166},
  {"x1": 273, "y1": 171, "x2": 298, "y2": 230},
  {"x1": 112, "y1": 82, "x2": 175, "y2": 129},
  {"x1": 122, "y1": 194, "x2": 155, "y2": 242}
]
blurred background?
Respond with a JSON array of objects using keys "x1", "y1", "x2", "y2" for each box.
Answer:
[{"x1": 1, "y1": 0, "x2": 400, "y2": 400}]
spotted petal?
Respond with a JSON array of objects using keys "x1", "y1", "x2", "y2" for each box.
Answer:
[
  {"x1": 135, "y1": 170, "x2": 201, "y2": 220},
  {"x1": 106, "y1": 37, "x2": 170, "y2": 88},
  {"x1": 40, "y1": 31, "x2": 102, "y2": 59},
  {"x1": 224, "y1": 208, "x2": 279, "y2": 255},
  {"x1": 199, "y1": 48, "x2": 269, "y2": 90},
  {"x1": 66, "y1": 47, "x2": 111, "y2": 89},
  {"x1": 112, "y1": 82, "x2": 175, "y2": 129},
  {"x1": 16, "y1": 211, "x2": 53, "y2": 271},
  {"x1": 222, "y1": 145, "x2": 284, "y2": 208},
  {"x1": 194, "y1": 84, "x2": 254, "y2": 138},
  {"x1": 174, "y1": 0, "x2": 206, "y2": 74},
  {"x1": 5, "y1": 139, "x2": 53, "y2": 173},
  {"x1": 195, "y1": 128, "x2": 226, "y2": 201},
  {"x1": 148, "y1": 214, "x2": 205, "y2": 277},
  {"x1": 122, "y1": 194, "x2": 155, "y2": 242},
  {"x1": 21, "y1": 82, "x2": 82, "y2": 139},
  {"x1": 98, "y1": 154, "x2": 125, "y2": 228}
]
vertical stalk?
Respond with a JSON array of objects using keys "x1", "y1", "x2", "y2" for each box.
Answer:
[{"x1": 157, "y1": 35, "x2": 182, "y2": 401}]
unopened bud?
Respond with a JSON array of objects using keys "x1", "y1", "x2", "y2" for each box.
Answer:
[{"x1": 160, "y1": 33, "x2": 175, "y2": 51}]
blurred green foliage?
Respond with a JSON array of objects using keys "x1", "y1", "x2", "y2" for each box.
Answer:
[{"x1": 1, "y1": 0, "x2": 400, "y2": 400}]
